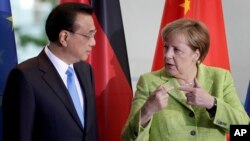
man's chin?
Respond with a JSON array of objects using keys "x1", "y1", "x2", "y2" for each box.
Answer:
[{"x1": 80, "y1": 56, "x2": 88, "y2": 62}]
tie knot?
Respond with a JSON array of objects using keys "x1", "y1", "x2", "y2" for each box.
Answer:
[{"x1": 66, "y1": 66, "x2": 74, "y2": 77}]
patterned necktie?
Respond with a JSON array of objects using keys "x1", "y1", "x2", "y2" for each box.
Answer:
[{"x1": 66, "y1": 66, "x2": 84, "y2": 126}]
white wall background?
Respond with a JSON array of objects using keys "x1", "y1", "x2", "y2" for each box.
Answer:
[{"x1": 120, "y1": 0, "x2": 250, "y2": 102}]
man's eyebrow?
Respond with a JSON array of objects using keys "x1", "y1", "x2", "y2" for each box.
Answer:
[{"x1": 85, "y1": 29, "x2": 96, "y2": 35}]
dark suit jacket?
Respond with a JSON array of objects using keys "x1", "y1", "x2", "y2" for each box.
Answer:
[{"x1": 3, "y1": 50, "x2": 99, "y2": 141}]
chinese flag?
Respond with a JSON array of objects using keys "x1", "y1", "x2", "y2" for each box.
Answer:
[
  {"x1": 152, "y1": 0, "x2": 230, "y2": 140},
  {"x1": 60, "y1": 0, "x2": 133, "y2": 141},
  {"x1": 152, "y1": 0, "x2": 230, "y2": 71}
]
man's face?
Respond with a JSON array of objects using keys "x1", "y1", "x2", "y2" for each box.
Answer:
[{"x1": 66, "y1": 13, "x2": 96, "y2": 63}]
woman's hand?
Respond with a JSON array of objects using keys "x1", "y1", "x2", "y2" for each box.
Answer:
[
  {"x1": 179, "y1": 78, "x2": 214, "y2": 109},
  {"x1": 140, "y1": 85, "x2": 172, "y2": 127}
]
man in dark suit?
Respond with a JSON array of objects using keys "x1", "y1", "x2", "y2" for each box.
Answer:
[{"x1": 2, "y1": 3, "x2": 98, "y2": 141}]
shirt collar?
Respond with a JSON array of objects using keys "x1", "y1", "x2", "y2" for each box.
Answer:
[{"x1": 44, "y1": 45, "x2": 72, "y2": 76}]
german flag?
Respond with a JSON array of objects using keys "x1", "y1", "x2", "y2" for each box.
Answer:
[{"x1": 60, "y1": 1, "x2": 133, "y2": 141}]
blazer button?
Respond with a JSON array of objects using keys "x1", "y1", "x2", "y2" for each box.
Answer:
[
  {"x1": 134, "y1": 131, "x2": 138, "y2": 136},
  {"x1": 190, "y1": 130, "x2": 196, "y2": 136},
  {"x1": 189, "y1": 112, "x2": 194, "y2": 117}
]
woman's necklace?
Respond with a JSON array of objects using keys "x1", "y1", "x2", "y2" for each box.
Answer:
[{"x1": 178, "y1": 79, "x2": 195, "y2": 87}]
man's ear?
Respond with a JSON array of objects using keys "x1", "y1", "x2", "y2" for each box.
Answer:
[{"x1": 59, "y1": 30, "x2": 68, "y2": 46}]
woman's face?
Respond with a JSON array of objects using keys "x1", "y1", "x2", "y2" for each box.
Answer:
[{"x1": 164, "y1": 34, "x2": 200, "y2": 78}]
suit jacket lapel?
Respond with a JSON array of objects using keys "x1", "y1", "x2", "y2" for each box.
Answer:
[
  {"x1": 159, "y1": 69, "x2": 193, "y2": 111},
  {"x1": 74, "y1": 62, "x2": 94, "y2": 133},
  {"x1": 38, "y1": 50, "x2": 84, "y2": 131},
  {"x1": 159, "y1": 64, "x2": 214, "y2": 112}
]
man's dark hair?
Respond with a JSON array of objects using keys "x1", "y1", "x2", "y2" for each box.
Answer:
[{"x1": 45, "y1": 2, "x2": 93, "y2": 42}]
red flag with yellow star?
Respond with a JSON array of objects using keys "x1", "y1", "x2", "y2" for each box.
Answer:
[{"x1": 152, "y1": 0, "x2": 230, "y2": 71}]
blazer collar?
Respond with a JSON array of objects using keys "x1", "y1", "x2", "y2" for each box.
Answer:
[
  {"x1": 196, "y1": 63, "x2": 213, "y2": 94},
  {"x1": 159, "y1": 63, "x2": 213, "y2": 111}
]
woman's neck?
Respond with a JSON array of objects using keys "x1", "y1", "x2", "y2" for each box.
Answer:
[{"x1": 177, "y1": 66, "x2": 198, "y2": 87}]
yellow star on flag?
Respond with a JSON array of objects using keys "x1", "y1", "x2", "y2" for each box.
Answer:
[
  {"x1": 179, "y1": 0, "x2": 190, "y2": 15},
  {"x1": 6, "y1": 16, "x2": 12, "y2": 22},
  {"x1": 6, "y1": 16, "x2": 14, "y2": 30}
]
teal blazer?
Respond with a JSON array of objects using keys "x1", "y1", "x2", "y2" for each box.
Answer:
[{"x1": 122, "y1": 64, "x2": 249, "y2": 141}]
